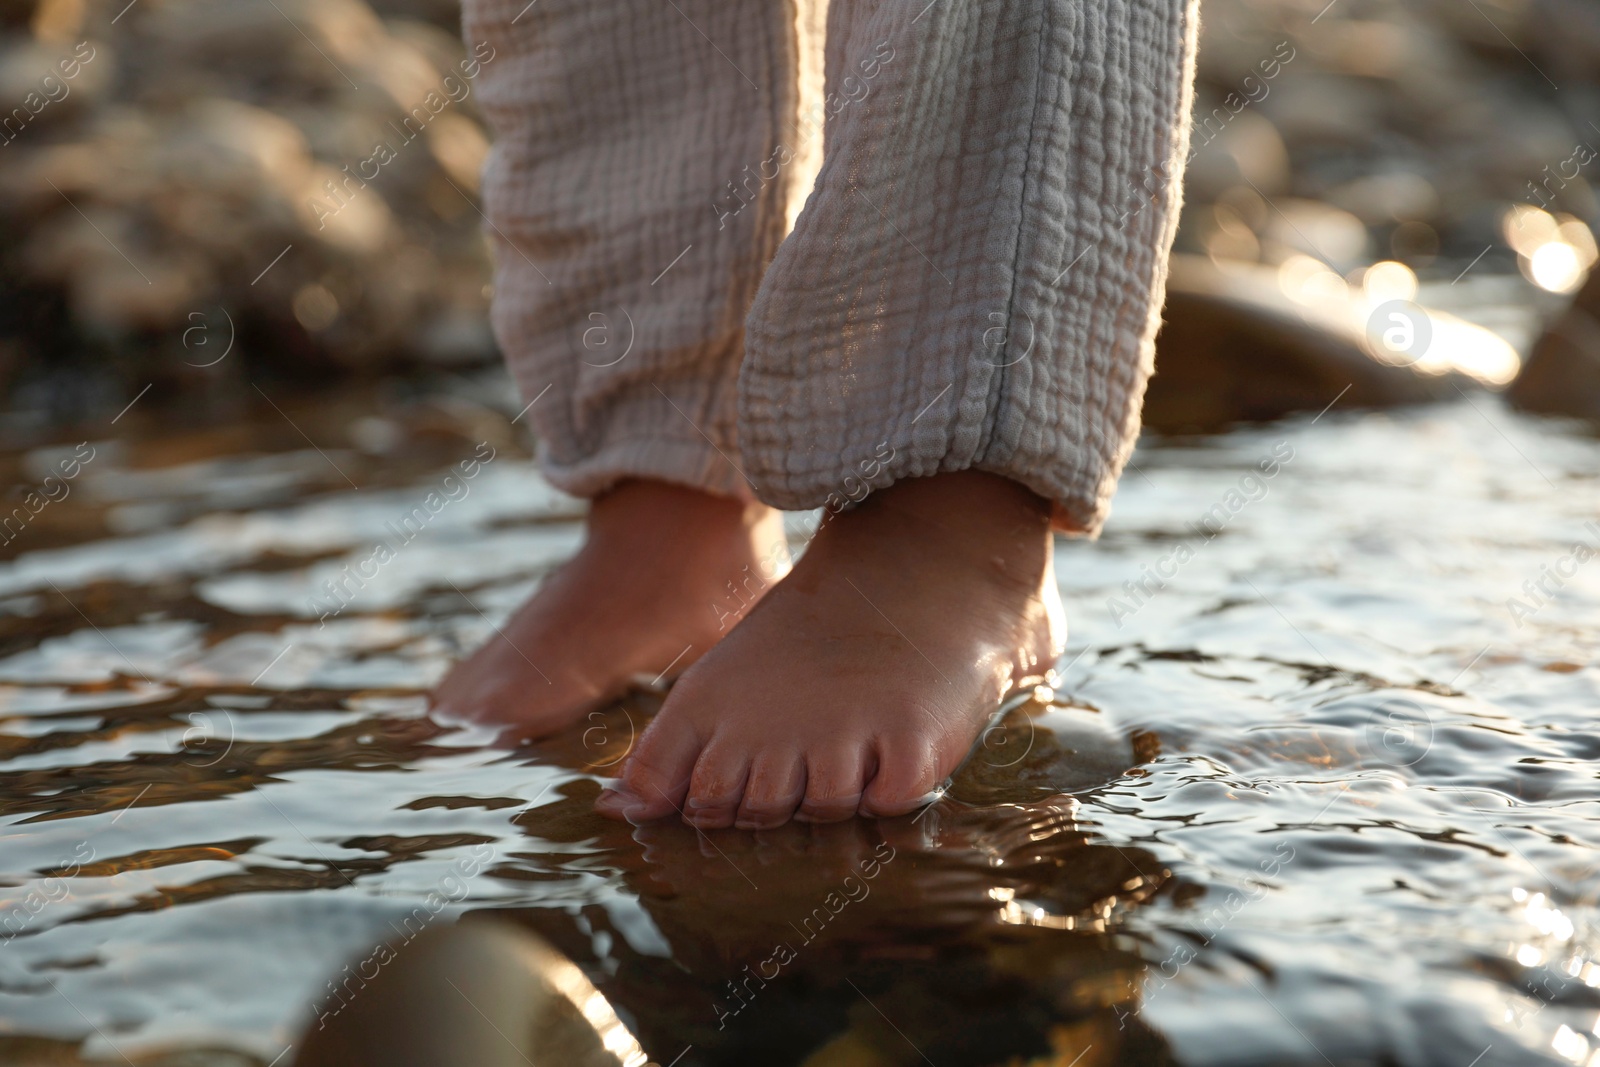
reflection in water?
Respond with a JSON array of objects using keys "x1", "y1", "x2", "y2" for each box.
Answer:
[
  {"x1": 1, "y1": 380, "x2": 1599, "y2": 1066},
  {"x1": 497, "y1": 694, "x2": 1174, "y2": 1065}
]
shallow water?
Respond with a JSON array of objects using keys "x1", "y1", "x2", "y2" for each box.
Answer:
[{"x1": 2, "y1": 377, "x2": 1598, "y2": 1067}]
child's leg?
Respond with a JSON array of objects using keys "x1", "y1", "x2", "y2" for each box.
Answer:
[
  {"x1": 598, "y1": 0, "x2": 1199, "y2": 826},
  {"x1": 434, "y1": 0, "x2": 819, "y2": 736}
]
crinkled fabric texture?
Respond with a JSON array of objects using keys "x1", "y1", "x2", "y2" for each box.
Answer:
[{"x1": 465, "y1": 0, "x2": 1198, "y2": 534}]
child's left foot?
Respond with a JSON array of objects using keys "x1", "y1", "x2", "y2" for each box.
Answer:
[{"x1": 595, "y1": 471, "x2": 1065, "y2": 829}]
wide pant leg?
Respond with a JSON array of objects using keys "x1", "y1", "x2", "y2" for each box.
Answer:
[
  {"x1": 463, "y1": 0, "x2": 822, "y2": 500},
  {"x1": 738, "y1": 0, "x2": 1200, "y2": 534}
]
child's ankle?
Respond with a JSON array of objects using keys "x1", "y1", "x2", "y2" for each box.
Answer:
[
  {"x1": 848, "y1": 470, "x2": 1053, "y2": 580},
  {"x1": 587, "y1": 479, "x2": 770, "y2": 542}
]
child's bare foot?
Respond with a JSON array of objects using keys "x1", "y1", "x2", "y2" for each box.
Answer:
[
  {"x1": 594, "y1": 471, "x2": 1065, "y2": 829},
  {"x1": 431, "y1": 480, "x2": 786, "y2": 741}
]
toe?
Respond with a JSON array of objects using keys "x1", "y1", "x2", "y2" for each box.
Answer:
[
  {"x1": 683, "y1": 744, "x2": 750, "y2": 830},
  {"x1": 860, "y1": 737, "x2": 942, "y2": 818},
  {"x1": 734, "y1": 752, "x2": 806, "y2": 830},
  {"x1": 595, "y1": 713, "x2": 702, "y2": 823},
  {"x1": 795, "y1": 746, "x2": 871, "y2": 823}
]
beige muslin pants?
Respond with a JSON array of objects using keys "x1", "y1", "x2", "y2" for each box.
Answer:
[{"x1": 463, "y1": 0, "x2": 1198, "y2": 534}]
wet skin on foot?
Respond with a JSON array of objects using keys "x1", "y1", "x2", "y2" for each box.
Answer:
[
  {"x1": 595, "y1": 470, "x2": 1065, "y2": 829},
  {"x1": 430, "y1": 479, "x2": 787, "y2": 743}
]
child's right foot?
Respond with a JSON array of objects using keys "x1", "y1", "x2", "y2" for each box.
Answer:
[
  {"x1": 595, "y1": 471, "x2": 1065, "y2": 829},
  {"x1": 430, "y1": 480, "x2": 786, "y2": 742}
]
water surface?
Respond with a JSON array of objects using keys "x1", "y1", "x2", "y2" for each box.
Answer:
[{"x1": 1, "y1": 379, "x2": 1597, "y2": 1067}]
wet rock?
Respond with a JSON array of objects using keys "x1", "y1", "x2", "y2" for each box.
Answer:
[
  {"x1": 294, "y1": 920, "x2": 648, "y2": 1067},
  {"x1": 1507, "y1": 266, "x2": 1600, "y2": 421},
  {"x1": 1178, "y1": 0, "x2": 1596, "y2": 365},
  {"x1": 1145, "y1": 254, "x2": 1488, "y2": 432},
  {"x1": 949, "y1": 695, "x2": 1149, "y2": 805}
]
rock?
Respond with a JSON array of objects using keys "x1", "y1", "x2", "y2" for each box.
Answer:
[
  {"x1": 1507, "y1": 266, "x2": 1600, "y2": 420},
  {"x1": 0, "y1": 0, "x2": 1588, "y2": 416},
  {"x1": 1144, "y1": 254, "x2": 1507, "y2": 432},
  {"x1": 0, "y1": 0, "x2": 498, "y2": 400},
  {"x1": 293, "y1": 919, "x2": 648, "y2": 1067},
  {"x1": 949, "y1": 692, "x2": 1151, "y2": 806}
]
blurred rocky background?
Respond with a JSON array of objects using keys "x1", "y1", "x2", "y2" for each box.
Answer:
[
  {"x1": 1179, "y1": 0, "x2": 1599, "y2": 281},
  {"x1": 0, "y1": 0, "x2": 1598, "y2": 433},
  {"x1": 0, "y1": 0, "x2": 494, "y2": 432}
]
